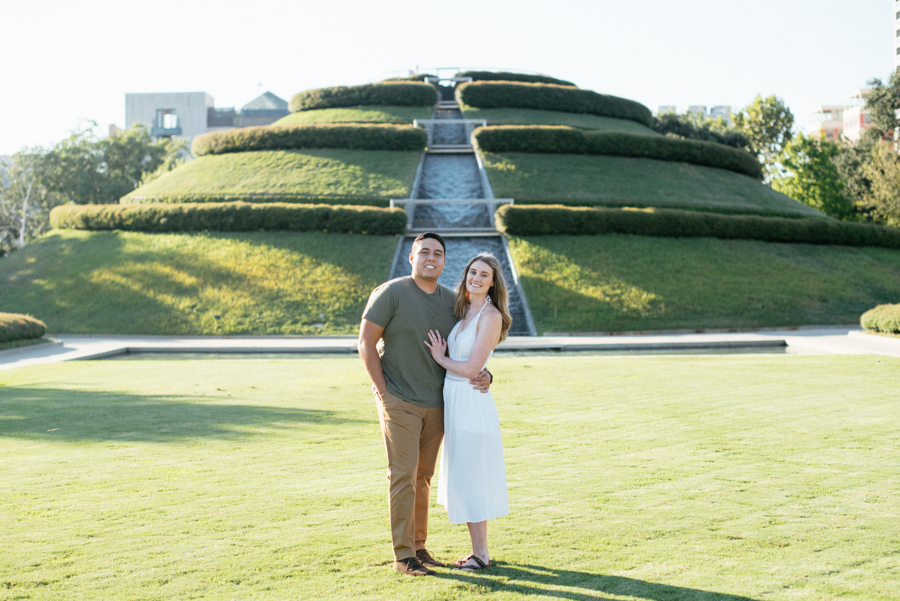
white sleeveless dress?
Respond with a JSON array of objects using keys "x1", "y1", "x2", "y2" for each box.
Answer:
[{"x1": 437, "y1": 304, "x2": 509, "y2": 524}]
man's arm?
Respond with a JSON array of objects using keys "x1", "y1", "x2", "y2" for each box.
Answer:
[{"x1": 358, "y1": 318, "x2": 387, "y2": 399}]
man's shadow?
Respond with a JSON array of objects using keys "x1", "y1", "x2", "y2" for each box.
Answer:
[{"x1": 435, "y1": 562, "x2": 761, "y2": 601}]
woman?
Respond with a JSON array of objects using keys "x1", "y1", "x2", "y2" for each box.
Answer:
[{"x1": 424, "y1": 253, "x2": 513, "y2": 572}]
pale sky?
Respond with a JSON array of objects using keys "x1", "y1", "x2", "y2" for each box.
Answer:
[{"x1": 1, "y1": 0, "x2": 894, "y2": 155}]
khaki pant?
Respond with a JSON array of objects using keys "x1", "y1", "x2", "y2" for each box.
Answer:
[{"x1": 376, "y1": 390, "x2": 444, "y2": 561}]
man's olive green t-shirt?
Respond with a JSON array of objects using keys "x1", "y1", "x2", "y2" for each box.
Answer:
[{"x1": 363, "y1": 277, "x2": 458, "y2": 408}]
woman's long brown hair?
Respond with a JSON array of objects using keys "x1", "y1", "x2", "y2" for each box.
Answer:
[{"x1": 453, "y1": 253, "x2": 513, "y2": 343}]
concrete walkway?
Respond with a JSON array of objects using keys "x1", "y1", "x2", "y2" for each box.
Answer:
[{"x1": 2, "y1": 326, "x2": 899, "y2": 373}]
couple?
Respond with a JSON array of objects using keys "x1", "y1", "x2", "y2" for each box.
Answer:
[{"x1": 358, "y1": 232, "x2": 512, "y2": 576}]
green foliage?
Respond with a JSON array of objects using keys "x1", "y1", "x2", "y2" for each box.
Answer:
[
  {"x1": 455, "y1": 70, "x2": 577, "y2": 87},
  {"x1": 289, "y1": 83, "x2": 437, "y2": 112},
  {"x1": 0, "y1": 230, "x2": 396, "y2": 335},
  {"x1": 50, "y1": 203, "x2": 406, "y2": 235},
  {"x1": 863, "y1": 70, "x2": 900, "y2": 141},
  {"x1": 861, "y1": 304, "x2": 900, "y2": 333},
  {"x1": 474, "y1": 126, "x2": 762, "y2": 178},
  {"x1": 122, "y1": 149, "x2": 421, "y2": 205},
  {"x1": 0, "y1": 312, "x2": 46, "y2": 342},
  {"x1": 192, "y1": 124, "x2": 425, "y2": 156},
  {"x1": 511, "y1": 235, "x2": 900, "y2": 332},
  {"x1": 381, "y1": 73, "x2": 436, "y2": 82},
  {"x1": 274, "y1": 106, "x2": 433, "y2": 126},
  {"x1": 496, "y1": 204, "x2": 900, "y2": 248},
  {"x1": 460, "y1": 107, "x2": 658, "y2": 134},
  {"x1": 652, "y1": 112, "x2": 751, "y2": 150},
  {"x1": 773, "y1": 133, "x2": 854, "y2": 219},
  {"x1": 833, "y1": 137, "x2": 875, "y2": 216},
  {"x1": 861, "y1": 143, "x2": 900, "y2": 226},
  {"x1": 733, "y1": 95, "x2": 794, "y2": 182},
  {"x1": 457, "y1": 81, "x2": 653, "y2": 127},
  {"x1": 482, "y1": 152, "x2": 821, "y2": 217}
]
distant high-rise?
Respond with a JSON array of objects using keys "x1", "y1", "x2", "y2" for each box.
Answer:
[{"x1": 895, "y1": 0, "x2": 900, "y2": 71}]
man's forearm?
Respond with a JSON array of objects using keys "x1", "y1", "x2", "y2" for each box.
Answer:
[{"x1": 358, "y1": 341, "x2": 387, "y2": 395}]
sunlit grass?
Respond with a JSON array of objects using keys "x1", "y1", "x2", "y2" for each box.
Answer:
[
  {"x1": 124, "y1": 149, "x2": 421, "y2": 203},
  {"x1": 0, "y1": 229, "x2": 396, "y2": 335},
  {"x1": 483, "y1": 152, "x2": 821, "y2": 217},
  {"x1": 274, "y1": 106, "x2": 433, "y2": 126},
  {"x1": 462, "y1": 106, "x2": 658, "y2": 134},
  {"x1": 1, "y1": 355, "x2": 898, "y2": 600},
  {"x1": 510, "y1": 234, "x2": 900, "y2": 333}
]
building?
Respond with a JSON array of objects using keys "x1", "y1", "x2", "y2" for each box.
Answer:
[
  {"x1": 809, "y1": 105, "x2": 845, "y2": 141},
  {"x1": 125, "y1": 91, "x2": 290, "y2": 144},
  {"x1": 808, "y1": 90, "x2": 871, "y2": 142},
  {"x1": 656, "y1": 105, "x2": 732, "y2": 125},
  {"x1": 895, "y1": 0, "x2": 900, "y2": 71}
]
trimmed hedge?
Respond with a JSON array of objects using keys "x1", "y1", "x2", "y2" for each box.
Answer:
[
  {"x1": 474, "y1": 126, "x2": 762, "y2": 178},
  {"x1": 495, "y1": 204, "x2": 900, "y2": 249},
  {"x1": 193, "y1": 124, "x2": 426, "y2": 156},
  {"x1": 50, "y1": 203, "x2": 406, "y2": 235},
  {"x1": 456, "y1": 71, "x2": 576, "y2": 87},
  {"x1": 860, "y1": 304, "x2": 900, "y2": 334},
  {"x1": 121, "y1": 194, "x2": 392, "y2": 207},
  {"x1": 457, "y1": 81, "x2": 653, "y2": 127},
  {"x1": 290, "y1": 83, "x2": 438, "y2": 112},
  {"x1": 0, "y1": 313, "x2": 47, "y2": 343}
]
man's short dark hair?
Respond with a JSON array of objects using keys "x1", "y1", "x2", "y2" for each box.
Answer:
[{"x1": 412, "y1": 232, "x2": 446, "y2": 254}]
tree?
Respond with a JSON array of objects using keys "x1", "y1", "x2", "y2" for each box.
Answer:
[
  {"x1": 863, "y1": 70, "x2": 900, "y2": 141},
  {"x1": 833, "y1": 137, "x2": 876, "y2": 219},
  {"x1": 733, "y1": 95, "x2": 794, "y2": 182},
  {"x1": 0, "y1": 150, "x2": 58, "y2": 254},
  {"x1": 652, "y1": 112, "x2": 751, "y2": 151},
  {"x1": 862, "y1": 143, "x2": 900, "y2": 226},
  {"x1": 772, "y1": 133, "x2": 853, "y2": 219}
]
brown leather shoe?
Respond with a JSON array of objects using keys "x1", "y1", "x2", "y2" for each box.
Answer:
[
  {"x1": 393, "y1": 557, "x2": 436, "y2": 576},
  {"x1": 416, "y1": 548, "x2": 445, "y2": 568}
]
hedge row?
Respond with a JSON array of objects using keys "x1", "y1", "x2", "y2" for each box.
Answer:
[
  {"x1": 860, "y1": 304, "x2": 900, "y2": 334},
  {"x1": 474, "y1": 126, "x2": 762, "y2": 178},
  {"x1": 193, "y1": 124, "x2": 426, "y2": 156},
  {"x1": 0, "y1": 313, "x2": 47, "y2": 343},
  {"x1": 495, "y1": 204, "x2": 900, "y2": 248},
  {"x1": 456, "y1": 71, "x2": 576, "y2": 87},
  {"x1": 121, "y1": 194, "x2": 391, "y2": 207},
  {"x1": 457, "y1": 81, "x2": 653, "y2": 127},
  {"x1": 290, "y1": 83, "x2": 438, "y2": 112},
  {"x1": 50, "y1": 203, "x2": 406, "y2": 235}
]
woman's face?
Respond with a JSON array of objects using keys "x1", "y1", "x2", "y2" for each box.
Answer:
[{"x1": 466, "y1": 260, "x2": 494, "y2": 297}]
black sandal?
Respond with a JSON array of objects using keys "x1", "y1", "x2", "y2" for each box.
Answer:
[{"x1": 452, "y1": 554, "x2": 490, "y2": 571}]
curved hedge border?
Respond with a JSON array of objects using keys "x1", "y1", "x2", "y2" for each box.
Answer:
[
  {"x1": 474, "y1": 126, "x2": 762, "y2": 178},
  {"x1": 457, "y1": 81, "x2": 653, "y2": 127},
  {"x1": 456, "y1": 71, "x2": 576, "y2": 87},
  {"x1": 50, "y1": 203, "x2": 406, "y2": 235},
  {"x1": 0, "y1": 313, "x2": 47, "y2": 343},
  {"x1": 290, "y1": 83, "x2": 438, "y2": 112},
  {"x1": 495, "y1": 204, "x2": 900, "y2": 248},
  {"x1": 861, "y1": 304, "x2": 900, "y2": 334},
  {"x1": 193, "y1": 124, "x2": 426, "y2": 156},
  {"x1": 121, "y1": 194, "x2": 392, "y2": 207}
]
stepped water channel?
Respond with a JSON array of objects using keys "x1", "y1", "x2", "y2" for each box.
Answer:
[{"x1": 389, "y1": 85, "x2": 536, "y2": 336}]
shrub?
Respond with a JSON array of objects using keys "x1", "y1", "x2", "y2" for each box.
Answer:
[
  {"x1": 474, "y1": 126, "x2": 762, "y2": 178},
  {"x1": 456, "y1": 71, "x2": 576, "y2": 87},
  {"x1": 0, "y1": 313, "x2": 47, "y2": 343},
  {"x1": 121, "y1": 194, "x2": 392, "y2": 207},
  {"x1": 192, "y1": 124, "x2": 426, "y2": 156},
  {"x1": 290, "y1": 83, "x2": 438, "y2": 112},
  {"x1": 860, "y1": 304, "x2": 900, "y2": 334},
  {"x1": 653, "y1": 112, "x2": 751, "y2": 150},
  {"x1": 495, "y1": 204, "x2": 900, "y2": 249},
  {"x1": 457, "y1": 81, "x2": 653, "y2": 127},
  {"x1": 50, "y1": 203, "x2": 406, "y2": 236}
]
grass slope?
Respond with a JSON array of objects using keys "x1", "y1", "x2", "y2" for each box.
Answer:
[
  {"x1": 484, "y1": 152, "x2": 822, "y2": 217},
  {"x1": 0, "y1": 229, "x2": 396, "y2": 335},
  {"x1": 273, "y1": 105, "x2": 433, "y2": 126},
  {"x1": 462, "y1": 106, "x2": 659, "y2": 134},
  {"x1": 124, "y1": 149, "x2": 421, "y2": 203},
  {"x1": 510, "y1": 234, "x2": 900, "y2": 333},
  {"x1": 1, "y1": 355, "x2": 898, "y2": 600}
]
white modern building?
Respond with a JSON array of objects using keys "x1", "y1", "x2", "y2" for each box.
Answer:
[
  {"x1": 895, "y1": 0, "x2": 900, "y2": 71},
  {"x1": 808, "y1": 90, "x2": 871, "y2": 142}
]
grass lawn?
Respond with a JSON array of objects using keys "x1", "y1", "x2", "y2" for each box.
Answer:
[
  {"x1": 0, "y1": 229, "x2": 396, "y2": 335},
  {"x1": 1, "y1": 355, "x2": 898, "y2": 600},
  {"x1": 483, "y1": 152, "x2": 822, "y2": 217},
  {"x1": 123, "y1": 149, "x2": 421, "y2": 204},
  {"x1": 510, "y1": 234, "x2": 900, "y2": 333},
  {"x1": 462, "y1": 106, "x2": 659, "y2": 135},
  {"x1": 273, "y1": 106, "x2": 433, "y2": 126}
]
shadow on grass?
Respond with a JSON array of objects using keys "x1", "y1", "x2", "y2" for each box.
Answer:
[
  {"x1": 0, "y1": 386, "x2": 360, "y2": 442},
  {"x1": 435, "y1": 562, "x2": 761, "y2": 600}
]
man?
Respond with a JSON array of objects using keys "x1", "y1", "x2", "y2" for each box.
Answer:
[{"x1": 358, "y1": 232, "x2": 491, "y2": 576}]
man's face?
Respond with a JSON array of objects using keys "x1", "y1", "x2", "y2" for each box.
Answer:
[{"x1": 409, "y1": 238, "x2": 445, "y2": 281}]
